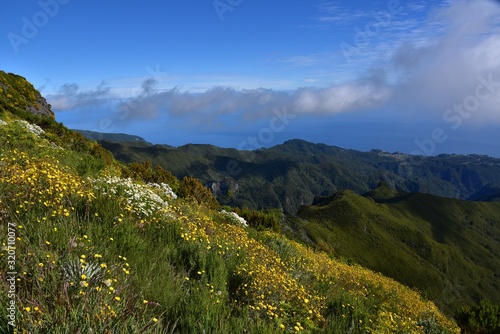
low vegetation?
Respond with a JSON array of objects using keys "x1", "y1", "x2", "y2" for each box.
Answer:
[
  {"x1": 0, "y1": 74, "x2": 462, "y2": 333},
  {"x1": 286, "y1": 184, "x2": 500, "y2": 316},
  {"x1": 455, "y1": 300, "x2": 500, "y2": 334}
]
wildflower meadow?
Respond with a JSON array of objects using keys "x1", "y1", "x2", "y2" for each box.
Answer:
[{"x1": 0, "y1": 113, "x2": 461, "y2": 333}]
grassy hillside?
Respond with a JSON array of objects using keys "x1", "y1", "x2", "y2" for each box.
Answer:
[
  {"x1": 97, "y1": 137, "x2": 500, "y2": 213},
  {"x1": 0, "y1": 72, "x2": 461, "y2": 333},
  {"x1": 286, "y1": 183, "x2": 500, "y2": 315}
]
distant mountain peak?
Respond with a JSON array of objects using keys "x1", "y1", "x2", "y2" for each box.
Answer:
[
  {"x1": 311, "y1": 189, "x2": 358, "y2": 206},
  {"x1": 74, "y1": 129, "x2": 151, "y2": 145},
  {"x1": 282, "y1": 138, "x2": 314, "y2": 145},
  {"x1": 363, "y1": 182, "x2": 408, "y2": 202}
]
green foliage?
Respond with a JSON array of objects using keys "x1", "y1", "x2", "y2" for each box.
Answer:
[
  {"x1": 122, "y1": 161, "x2": 181, "y2": 193},
  {"x1": 231, "y1": 207, "x2": 283, "y2": 231},
  {"x1": 178, "y1": 176, "x2": 220, "y2": 210},
  {"x1": 0, "y1": 121, "x2": 111, "y2": 180},
  {"x1": 322, "y1": 292, "x2": 371, "y2": 334},
  {"x1": 287, "y1": 185, "x2": 500, "y2": 315},
  {"x1": 456, "y1": 300, "x2": 500, "y2": 334},
  {"x1": 0, "y1": 71, "x2": 51, "y2": 116},
  {"x1": 0, "y1": 112, "x2": 461, "y2": 333},
  {"x1": 98, "y1": 138, "x2": 500, "y2": 213},
  {"x1": 0, "y1": 70, "x2": 117, "y2": 175}
]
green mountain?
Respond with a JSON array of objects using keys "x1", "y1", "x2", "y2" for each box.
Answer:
[
  {"x1": 97, "y1": 137, "x2": 500, "y2": 213},
  {"x1": 285, "y1": 182, "x2": 500, "y2": 315},
  {"x1": 468, "y1": 183, "x2": 500, "y2": 202},
  {"x1": 74, "y1": 129, "x2": 152, "y2": 145}
]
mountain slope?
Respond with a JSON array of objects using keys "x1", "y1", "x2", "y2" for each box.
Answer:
[
  {"x1": 468, "y1": 183, "x2": 500, "y2": 202},
  {"x1": 98, "y1": 137, "x2": 500, "y2": 213},
  {"x1": 286, "y1": 183, "x2": 500, "y2": 315},
  {"x1": 0, "y1": 71, "x2": 462, "y2": 333}
]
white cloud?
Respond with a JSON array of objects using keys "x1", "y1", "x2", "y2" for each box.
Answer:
[
  {"x1": 315, "y1": 1, "x2": 372, "y2": 24},
  {"x1": 388, "y1": 0, "x2": 500, "y2": 124},
  {"x1": 48, "y1": 82, "x2": 111, "y2": 111},
  {"x1": 107, "y1": 82, "x2": 389, "y2": 126},
  {"x1": 291, "y1": 84, "x2": 390, "y2": 114},
  {"x1": 281, "y1": 54, "x2": 330, "y2": 67}
]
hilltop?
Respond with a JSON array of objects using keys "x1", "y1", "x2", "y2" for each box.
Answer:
[
  {"x1": 94, "y1": 136, "x2": 500, "y2": 213},
  {"x1": 0, "y1": 71, "x2": 53, "y2": 119},
  {"x1": 73, "y1": 129, "x2": 152, "y2": 145},
  {"x1": 0, "y1": 71, "x2": 465, "y2": 333}
]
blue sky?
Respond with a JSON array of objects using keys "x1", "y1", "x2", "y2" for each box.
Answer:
[{"x1": 2, "y1": 0, "x2": 500, "y2": 157}]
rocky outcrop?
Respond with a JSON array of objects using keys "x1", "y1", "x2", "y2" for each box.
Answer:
[
  {"x1": 0, "y1": 70, "x2": 54, "y2": 119},
  {"x1": 26, "y1": 94, "x2": 53, "y2": 118},
  {"x1": 207, "y1": 177, "x2": 239, "y2": 197}
]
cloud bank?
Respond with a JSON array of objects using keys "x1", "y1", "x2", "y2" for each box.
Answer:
[
  {"x1": 389, "y1": 0, "x2": 500, "y2": 124},
  {"x1": 48, "y1": 82, "x2": 111, "y2": 110}
]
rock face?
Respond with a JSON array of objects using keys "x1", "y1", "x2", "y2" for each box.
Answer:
[
  {"x1": 26, "y1": 94, "x2": 53, "y2": 118},
  {"x1": 0, "y1": 70, "x2": 54, "y2": 119},
  {"x1": 207, "y1": 177, "x2": 239, "y2": 197}
]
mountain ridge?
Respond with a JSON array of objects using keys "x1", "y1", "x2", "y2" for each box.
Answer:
[
  {"x1": 91, "y1": 133, "x2": 500, "y2": 213},
  {"x1": 73, "y1": 129, "x2": 152, "y2": 145},
  {"x1": 286, "y1": 183, "x2": 500, "y2": 315}
]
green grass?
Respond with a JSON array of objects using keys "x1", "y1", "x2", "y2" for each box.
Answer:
[
  {"x1": 0, "y1": 126, "x2": 275, "y2": 332},
  {"x1": 288, "y1": 185, "x2": 500, "y2": 315}
]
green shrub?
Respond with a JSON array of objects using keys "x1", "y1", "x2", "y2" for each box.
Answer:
[
  {"x1": 456, "y1": 300, "x2": 500, "y2": 334},
  {"x1": 122, "y1": 161, "x2": 180, "y2": 193},
  {"x1": 178, "y1": 176, "x2": 220, "y2": 210},
  {"x1": 232, "y1": 207, "x2": 282, "y2": 231}
]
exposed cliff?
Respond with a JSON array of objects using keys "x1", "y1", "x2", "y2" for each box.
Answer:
[{"x1": 0, "y1": 70, "x2": 54, "y2": 119}]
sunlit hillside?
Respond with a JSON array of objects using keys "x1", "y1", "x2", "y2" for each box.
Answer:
[
  {"x1": 287, "y1": 185, "x2": 500, "y2": 315},
  {"x1": 0, "y1": 71, "x2": 463, "y2": 333}
]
